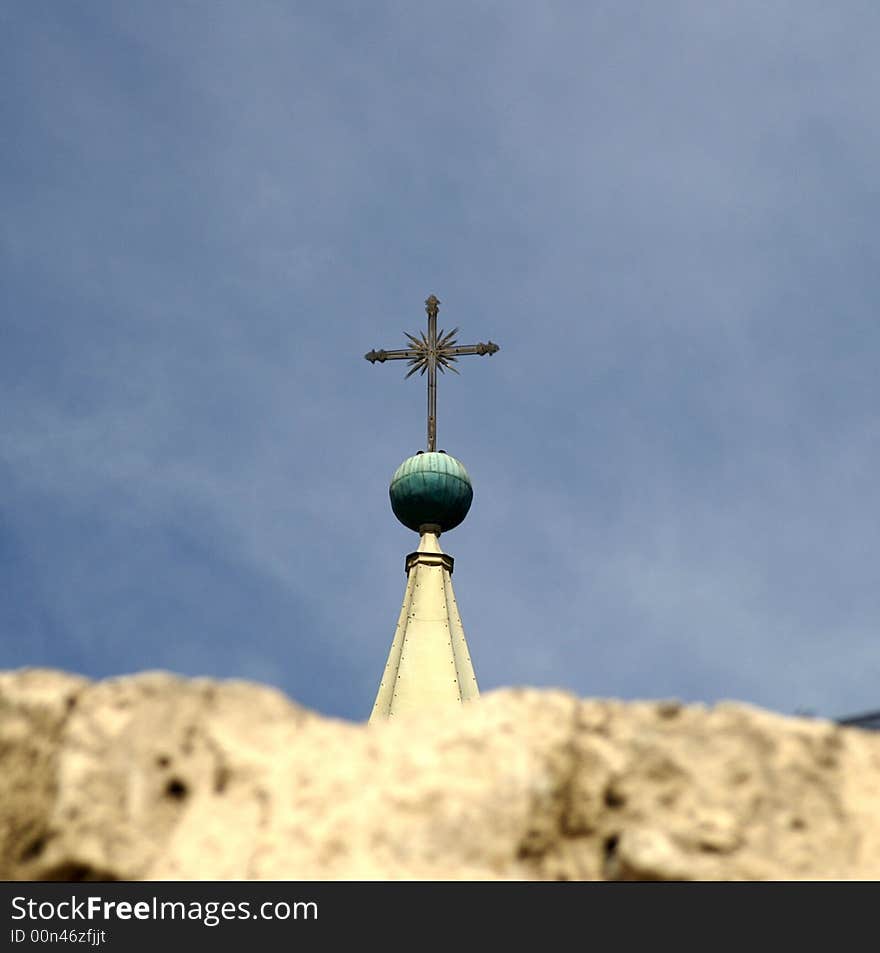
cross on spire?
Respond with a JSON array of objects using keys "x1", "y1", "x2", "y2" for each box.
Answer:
[{"x1": 365, "y1": 295, "x2": 500, "y2": 451}]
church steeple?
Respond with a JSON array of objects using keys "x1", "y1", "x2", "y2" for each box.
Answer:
[
  {"x1": 370, "y1": 519, "x2": 478, "y2": 719},
  {"x1": 364, "y1": 296, "x2": 499, "y2": 720}
]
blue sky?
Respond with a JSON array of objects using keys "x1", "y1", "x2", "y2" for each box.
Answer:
[{"x1": 2, "y1": 2, "x2": 878, "y2": 722}]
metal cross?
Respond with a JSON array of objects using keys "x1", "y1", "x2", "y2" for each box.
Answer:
[{"x1": 365, "y1": 295, "x2": 500, "y2": 452}]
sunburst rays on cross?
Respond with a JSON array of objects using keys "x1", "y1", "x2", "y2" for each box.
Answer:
[{"x1": 401, "y1": 325, "x2": 464, "y2": 378}]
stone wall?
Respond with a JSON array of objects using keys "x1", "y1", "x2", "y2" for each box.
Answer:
[{"x1": 2, "y1": 669, "x2": 878, "y2": 880}]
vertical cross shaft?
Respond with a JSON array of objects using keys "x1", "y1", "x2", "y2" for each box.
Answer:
[
  {"x1": 426, "y1": 294, "x2": 438, "y2": 451},
  {"x1": 364, "y1": 295, "x2": 499, "y2": 452}
]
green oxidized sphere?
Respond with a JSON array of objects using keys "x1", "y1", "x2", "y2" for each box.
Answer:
[{"x1": 389, "y1": 451, "x2": 473, "y2": 533}]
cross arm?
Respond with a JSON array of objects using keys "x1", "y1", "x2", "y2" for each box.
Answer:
[
  {"x1": 364, "y1": 347, "x2": 420, "y2": 364},
  {"x1": 445, "y1": 341, "x2": 500, "y2": 357}
]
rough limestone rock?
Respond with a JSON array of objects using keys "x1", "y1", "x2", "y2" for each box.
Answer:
[{"x1": 1, "y1": 668, "x2": 879, "y2": 880}]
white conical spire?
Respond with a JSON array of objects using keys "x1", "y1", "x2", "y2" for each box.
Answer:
[{"x1": 370, "y1": 525, "x2": 478, "y2": 721}]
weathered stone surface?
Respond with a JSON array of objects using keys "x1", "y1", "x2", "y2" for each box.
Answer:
[{"x1": 1, "y1": 668, "x2": 878, "y2": 880}]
